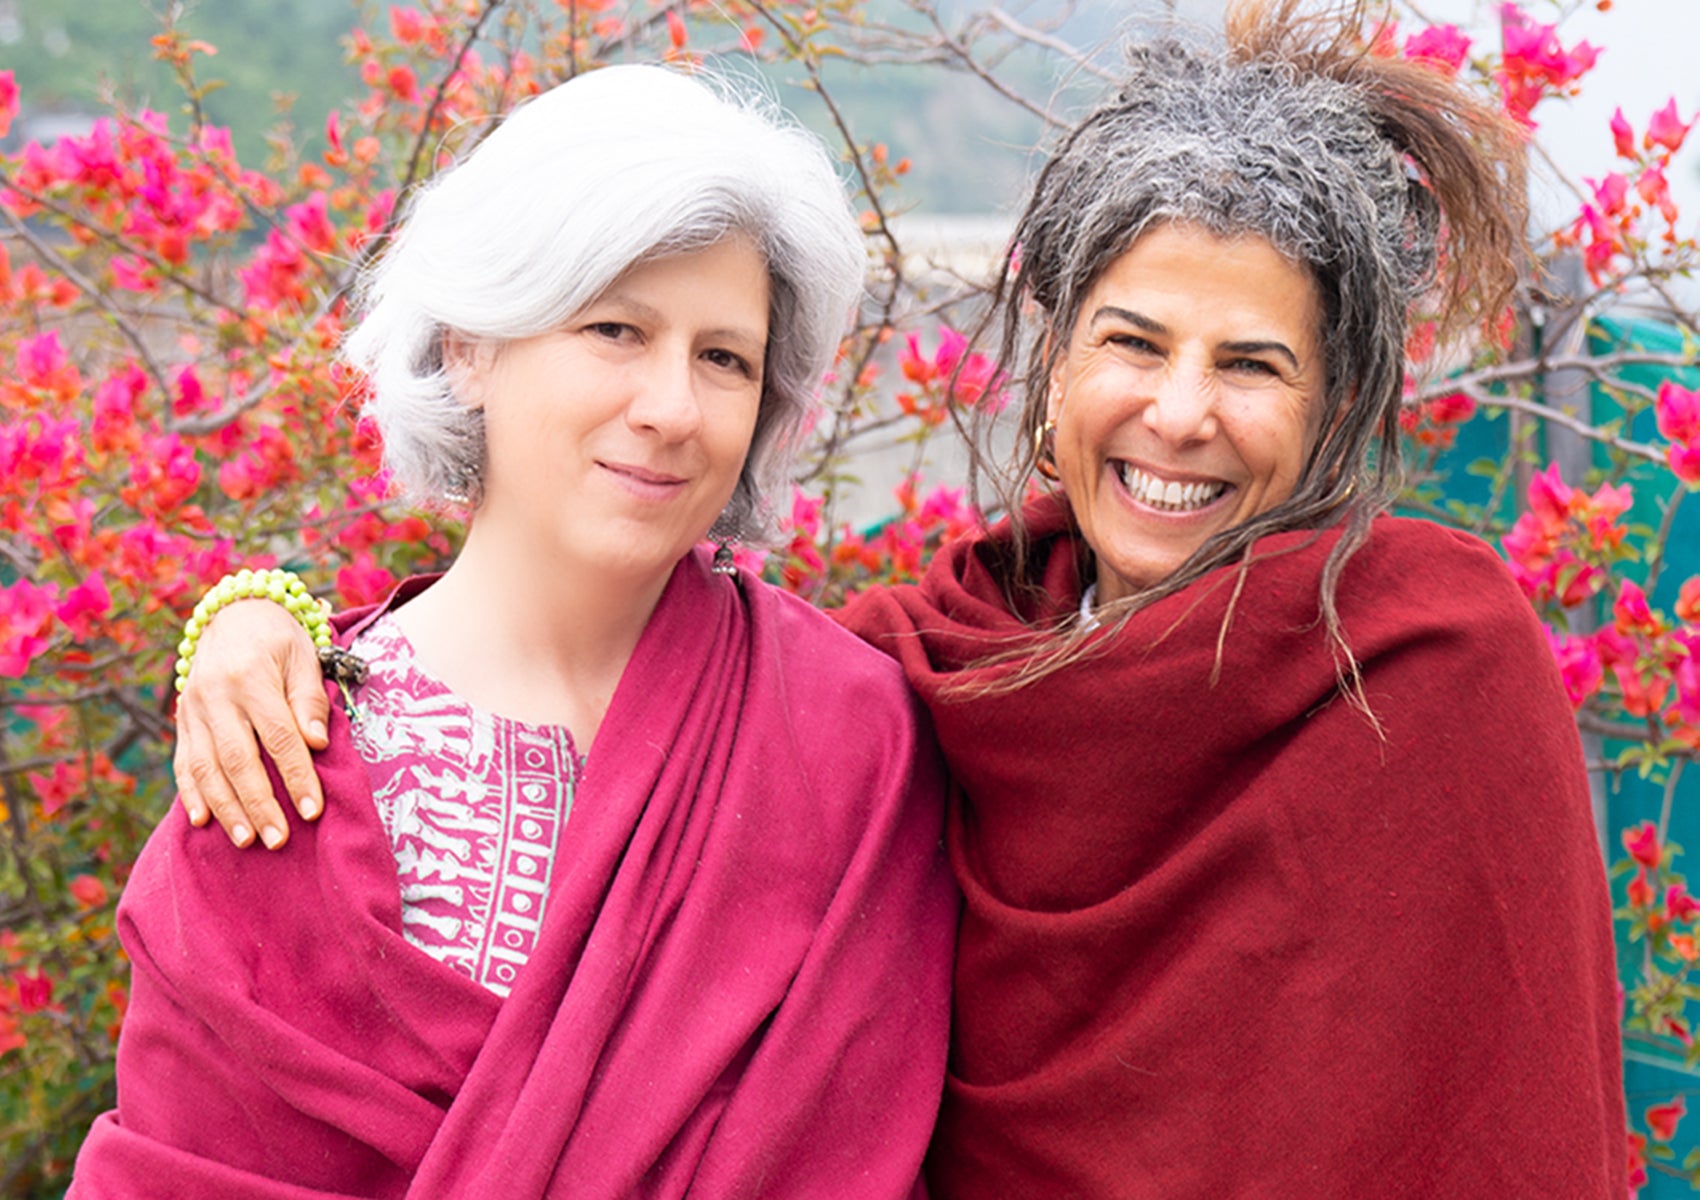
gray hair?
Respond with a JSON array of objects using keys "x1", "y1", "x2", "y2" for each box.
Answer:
[
  {"x1": 343, "y1": 64, "x2": 865, "y2": 540},
  {"x1": 981, "y1": 0, "x2": 1523, "y2": 661}
]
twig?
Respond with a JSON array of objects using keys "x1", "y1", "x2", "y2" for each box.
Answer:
[{"x1": 0, "y1": 207, "x2": 176, "y2": 405}]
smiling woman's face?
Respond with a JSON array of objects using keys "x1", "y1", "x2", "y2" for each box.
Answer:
[{"x1": 1047, "y1": 223, "x2": 1326, "y2": 605}]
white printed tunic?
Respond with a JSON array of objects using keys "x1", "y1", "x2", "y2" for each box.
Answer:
[{"x1": 347, "y1": 613, "x2": 581, "y2": 997}]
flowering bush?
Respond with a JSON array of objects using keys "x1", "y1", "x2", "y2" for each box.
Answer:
[{"x1": 1, "y1": 0, "x2": 1697, "y2": 1195}]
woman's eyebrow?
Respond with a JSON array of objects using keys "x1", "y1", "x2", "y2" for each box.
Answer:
[
  {"x1": 1090, "y1": 307, "x2": 1301, "y2": 371},
  {"x1": 1220, "y1": 339, "x2": 1300, "y2": 371},
  {"x1": 1089, "y1": 306, "x2": 1167, "y2": 336}
]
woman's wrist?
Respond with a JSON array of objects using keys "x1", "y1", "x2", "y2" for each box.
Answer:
[{"x1": 175, "y1": 569, "x2": 332, "y2": 692}]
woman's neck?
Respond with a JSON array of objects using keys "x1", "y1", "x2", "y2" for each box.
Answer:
[{"x1": 389, "y1": 522, "x2": 673, "y2": 749}]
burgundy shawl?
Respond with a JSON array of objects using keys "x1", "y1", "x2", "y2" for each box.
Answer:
[
  {"x1": 73, "y1": 550, "x2": 957, "y2": 1199},
  {"x1": 840, "y1": 495, "x2": 1626, "y2": 1198}
]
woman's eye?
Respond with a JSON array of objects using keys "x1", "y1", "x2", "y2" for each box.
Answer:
[
  {"x1": 1108, "y1": 333, "x2": 1159, "y2": 354},
  {"x1": 703, "y1": 347, "x2": 757, "y2": 378},
  {"x1": 1226, "y1": 357, "x2": 1278, "y2": 376},
  {"x1": 586, "y1": 321, "x2": 633, "y2": 341}
]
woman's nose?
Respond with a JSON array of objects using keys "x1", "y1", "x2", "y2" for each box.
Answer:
[
  {"x1": 625, "y1": 348, "x2": 703, "y2": 439},
  {"x1": 1141, "y1": 361, "x2": 1218, "y2": 445}
]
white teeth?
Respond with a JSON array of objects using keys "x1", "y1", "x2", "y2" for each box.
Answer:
[{"x1": 1115, "y1": 463, "x2": 1225, "y2": 512}]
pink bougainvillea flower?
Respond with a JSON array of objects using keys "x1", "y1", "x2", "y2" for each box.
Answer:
[
  {"x1": 26, "y1": 760, "x2": 81, "y2": 819},
  {"x1": 1671, "y1": 443, "x2": 1700, "y2": 485},
  {"x1": 1610, "y1": 107, "x2": 1635, "y2": 158},
  {"x1": 898, "y1": 326, "x2": 1007, "y2": 411},
  {"x1": 0, "y1": 579, "x2": 58, "y2": 677},
  {"x1": 1497, "y1": 3, "x2": 1601, "y2": 127},
  {"x1": 1656, "y1": 380, "x2": 1700, "y2": 445},
  {"x1": 1588, "y1": 172, "x2": 1629, "y2": 217},
  {"x1": 1668, "y1": 883, "x2": 1700, "y2": 923},
  {"x1": 1403, "y1": 24, "x2": 1471, "y2": 74},
  {"x1": 1677, "y1": 577, "x2": 1700, "y2": 624},
  {"x1": 1614, "y1": 581, "x2": 1662, "y2": 636},
  {"x1": 0, "y1": 71, "x2": 17, "y2": 140},
  {"x1": 1635, "y1": 161, "x2": 1679, "y2": 226},
  {"x1": 1625, "y1": 821, "x2": 1662, "y2": 870},
  {"x1": 789, "y1": 487, "x2": 824, "y2": 541},
  {"x1": 336, "y1": 551, "x2": 398, "y2": 609},
  {"x1": 1544, "y1": 629, "x2": 1603, "y2": 708},
  {"x1": 1645, "y1": 98, "x2": 1692, "y2": 154},
  {"x1": 55, "y1": 572, "x2": 112, "y2": 640},
  {"x1": 1646, "y1": 1096, "x2": 1686, "y2": 1143}
]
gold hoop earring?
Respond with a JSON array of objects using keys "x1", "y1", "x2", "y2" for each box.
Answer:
[{"x1": 1034, "y1": 419, "x2": 1060, "y2": 481}]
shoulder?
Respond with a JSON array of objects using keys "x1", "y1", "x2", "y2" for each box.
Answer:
[
  {"x1": 748, "y1": 577, "x2": 919, "y2": 711},
  {"x1": 1343, "y1": 516, "x2": 1540, "y2": 645},
  {"x1": 740, "y1": 575, "x2": 939, "y2": 788}
]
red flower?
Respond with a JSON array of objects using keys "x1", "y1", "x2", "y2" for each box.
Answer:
[
  {"x1": 1614, "y1": 661, "x2": 1670, "y2": 719},
  {"x1": 1628, "y1": 868, "x2": 1655, "y2": 909},
  {"x1": 69, "y1": 875, "x2": 108, "y2": 910},
  {"x1": 14, "y1": 971, "x2": 52, "y2": 1014},
  {"x1": 386, "y1": 65, "x2": 420, "y2": 104},
  {"x1": 1646, "y1": 1095, "x2": 1686, "y2": 1143}
]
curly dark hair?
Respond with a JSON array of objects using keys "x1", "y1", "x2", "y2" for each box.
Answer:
[{"x1": 967, "y1": 0, "x2": 1527, "y2": 691}]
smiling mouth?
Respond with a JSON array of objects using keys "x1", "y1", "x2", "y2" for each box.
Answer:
[
  {"x1": 1113, "y1": 462, "x2": 1228, "y2": 512},
  {"x1": 601, "y1": 462, "x2": 686, "y2": 487}
]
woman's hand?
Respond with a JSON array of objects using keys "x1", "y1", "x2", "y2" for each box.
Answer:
[{"x1": 172, "y1": 600, "x2": 331, "y2": 849}]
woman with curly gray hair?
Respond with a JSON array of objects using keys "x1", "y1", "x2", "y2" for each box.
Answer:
[
  {"x1": 843, "y1": 1, "x2": 1626, "y2": 1194},
  {"x1": 166, "y1": 2, "x2": 1625, "y2": 1195},
  {"x1": 74, "y1": 65, "x2": 955, "y2": 1199}
]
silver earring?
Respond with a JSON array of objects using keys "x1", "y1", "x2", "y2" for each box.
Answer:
[
  {"x1": 444, "y1": 464, "x2": 480, "y2": 507},
  {"x1": 712, "y1": 538, "x2": 737, "y2": 575}
]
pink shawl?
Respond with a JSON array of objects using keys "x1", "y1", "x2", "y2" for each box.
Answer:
[{"x1": 72, "y1": 549, "x2": 957, "y2": 1199}]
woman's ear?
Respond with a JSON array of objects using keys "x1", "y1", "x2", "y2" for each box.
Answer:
[{"x1": 441, "y1": 332, "x2": 492, "y2": 410}]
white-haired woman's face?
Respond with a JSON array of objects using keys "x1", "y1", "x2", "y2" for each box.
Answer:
[
  {"x1": 461, "y1": 237, "x2": 768, "y2": 588},
  {"x1": 1047, "y1": 223, "x2": 1324, "y2": 604}
]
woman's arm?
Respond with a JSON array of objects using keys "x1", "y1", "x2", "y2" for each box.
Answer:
[{"x1": 173, "y1": 599, "x2": 330, "y2": 849}]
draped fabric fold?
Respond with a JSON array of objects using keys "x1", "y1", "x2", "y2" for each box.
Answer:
[
  {"x1": 73, "y1": 549, "x2": 957, "y2": 1200},
  {"x1": 839, "y1": 495, "x2": 1627, "y2": 1199}
]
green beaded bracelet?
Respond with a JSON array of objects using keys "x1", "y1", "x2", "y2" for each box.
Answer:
[{"x1": 174, "y1": 568, "x2": 332, "y2": 692}]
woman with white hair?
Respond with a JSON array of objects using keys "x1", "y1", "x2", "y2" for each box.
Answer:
[{"x1": 70, "y1": 65, "x2": 956, "y2": 1199}]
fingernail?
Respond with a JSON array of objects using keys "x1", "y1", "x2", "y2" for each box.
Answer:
[
  {"x1": 298, "y1": 795, "x2": 321, "y2": 820},
  {"x1": 231, "y1": 823, "x2": 253, "y2": 847},
  {"x1": 308, "y1": 720, "x2": 327, "y2": 742},
  {"x1": 260, "y1": 825, "x2": 285, "y2": 850}
]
